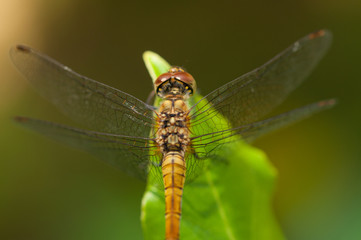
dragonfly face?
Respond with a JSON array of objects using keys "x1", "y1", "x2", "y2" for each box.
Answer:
[
  {"x1": 11, "y1": 29, "x2": 336, "y2": 240},
  {"x1": 155, "y1": 66, "x2": 196, "y2": 99}
]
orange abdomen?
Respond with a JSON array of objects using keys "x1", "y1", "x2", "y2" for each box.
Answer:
[{"x1": 162, "y1": 152, "x2": 186, "y2": 240}]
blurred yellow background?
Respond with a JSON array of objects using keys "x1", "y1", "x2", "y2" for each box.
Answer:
[{"x1": 1, "y1": 0, "x2": 360, "y2": 239}]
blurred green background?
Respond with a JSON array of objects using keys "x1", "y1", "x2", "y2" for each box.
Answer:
[{"x1": 1, "y1": 0, "x2": 360, "y2": 239}]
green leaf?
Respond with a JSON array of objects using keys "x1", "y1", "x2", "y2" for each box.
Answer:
[
  {"x1": 141, "y1": 52, "x2": 285, "y2": 240},
  {"x1": 143, "y1": 51, "x2": 171, "y2": 83}
]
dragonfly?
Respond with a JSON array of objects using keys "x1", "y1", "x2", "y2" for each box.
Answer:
[{"x1": 11, "y1": 29, "x2": 335, "y2": 240}]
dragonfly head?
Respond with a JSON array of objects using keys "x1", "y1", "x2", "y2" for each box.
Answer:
[{"x1": 154, "y1": 67, "x2": 196, "y2": 99}]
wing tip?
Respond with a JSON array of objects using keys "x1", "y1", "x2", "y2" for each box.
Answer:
[
  {"x1": 14, "y1": 116, "x2": 30, "y2": 123},
  {"x1": 9, "y1": 44, "x2": 32, "y2": 60},
  {"x1": 318, "y1": 98, "x2": 338, "y2": 108},
  {"x1": 308, "y1": 29, "x2": 332, "y2": 40},
  {"x1": 15, "y1": 44, "x2": 31, "y2": 52}
]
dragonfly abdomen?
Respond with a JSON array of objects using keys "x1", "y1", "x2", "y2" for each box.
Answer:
[{"x1": 162, "y1": 151, "x2": 186, "y2": 240}]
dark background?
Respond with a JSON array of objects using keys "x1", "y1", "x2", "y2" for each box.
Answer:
[{"x1": 1, "y1": 1, "x2": 360, "y2": 239}]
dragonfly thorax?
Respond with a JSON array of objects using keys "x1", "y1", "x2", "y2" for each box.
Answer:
[
  {"x1": 156, "y1": 99, "x2": 190, "y2": 154},
  {"x1": 154, "y1": 67, "x2": 196, "y2": 99}
]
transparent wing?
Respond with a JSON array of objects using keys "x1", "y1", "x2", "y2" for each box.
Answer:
[
  {"x1": 190, "y1": 99, "x2": 336, "y2": 159},
  {"x1": 190, "y1": 30, "x2": 332, "y2": 131},
  {"x1": 184, "y1": 152, "x2": 207, "y2": 184},
  {"x1": 10, "y1": 45, "x2": 155, "y2": 138},
  {"x1": 14, "y1": 116, "x2": 161, "y2": 181}
]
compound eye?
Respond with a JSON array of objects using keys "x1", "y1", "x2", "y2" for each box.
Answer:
[
  {"x1": 154, "y1": 72, "x2": 172, "y2": 88},
  {"x1": 174, "y1": 72, "x2": 195, "y2": 86}
]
